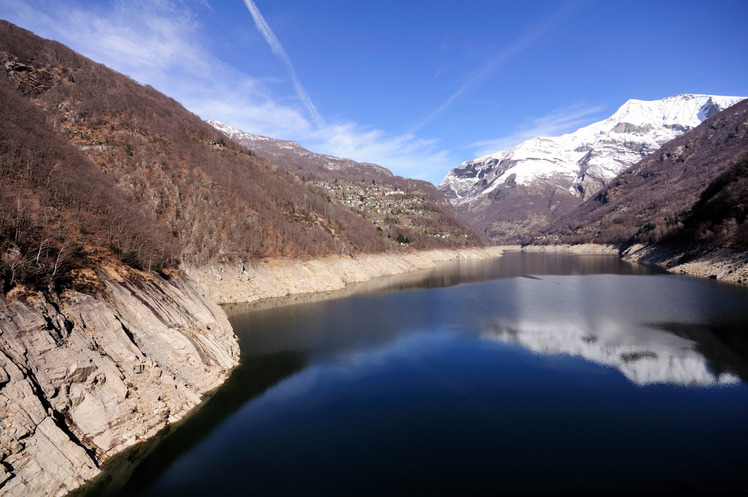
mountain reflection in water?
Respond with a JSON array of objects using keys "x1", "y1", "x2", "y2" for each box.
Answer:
[
  {"x1": 80, "y1": 252, "x2": 748, "y2": 497},
  {"x1": 485, "y1": 321, "x2": 740, "y2": 386}
]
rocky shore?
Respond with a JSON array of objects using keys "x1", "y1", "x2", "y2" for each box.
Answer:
[
  {"x1": 0, "y1": 270, "x2": 239, "y2": 497},
  {"x1": 621, "y1": 244, "x2": 748, "y2": 285},
  {"x1": 0, "y1": 247, "x2": 504, "y2": 496},
  {"x1": 186, "y1": 247, "x2": 505, "y2": 305},
  {"x1": 5, "y1": 240, "x2": 740, "y2": 497},
  {"x1": 523, "y1": 243, "x2": 748, "y2": 285}
]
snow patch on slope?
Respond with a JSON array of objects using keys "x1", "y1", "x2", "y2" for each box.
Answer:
[{"x1": 439, "y1": 94, "x2": 746, "y2": 205}]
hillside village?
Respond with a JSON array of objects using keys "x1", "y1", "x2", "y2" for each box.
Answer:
[{"x1": 309, "y1": 179, "x2": 454, "y2": 244}]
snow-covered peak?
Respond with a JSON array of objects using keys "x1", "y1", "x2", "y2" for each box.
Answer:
[
  {"x1": 438, "y1": 94, "x2": 746, "y2": 205},
  {"x1": 608, "y1": 94, "x2": 740, "y2": 127}
]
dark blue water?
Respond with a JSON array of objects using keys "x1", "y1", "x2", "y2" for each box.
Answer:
[{"x1": 81, "y1": 253, "x2": 748, "y2": 496}]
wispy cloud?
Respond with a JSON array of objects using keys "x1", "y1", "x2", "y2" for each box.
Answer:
[
  {"x1": 242, "y1": 0, "x2": 324, "y2": 129},
  {"x1": 413, "y1": 1, "x2": 583, "y2": 132},
  {"x1": 469, "y1": 103, "x2": 607, "y2": 157},
  {"x1": 0, "y1": 0, "x2": 452, "y2": 183},
  {"x1": 308, "y1": 122, "x2": 453, "y2": 181}
]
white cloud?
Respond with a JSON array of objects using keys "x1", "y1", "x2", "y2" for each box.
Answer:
[
  {"x1": 307, "y1": 122, "x2": 454, "y2": 182},
  {"x1": 469, "y1": 103, "x2": 607, "y2": 157},
  {"x1": 0, "y1": 0, "x2": 455, "y2": 184},
  {"x1": 242, "y1": 0, "x2": 325, "y2": 129}
]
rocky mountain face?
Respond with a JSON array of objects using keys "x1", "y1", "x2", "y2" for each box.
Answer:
[
  {"x1": 0, "y1": 269, "x2": 239, "y2": 496},
  {"x1": 539, "y1": 98, "x2": 748, "y2": 255},
  {"x1": 438, "y1": 94, "x2": 745, "y2": 242}
]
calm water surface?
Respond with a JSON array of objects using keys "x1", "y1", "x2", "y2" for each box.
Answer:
[{"x1": 83, "y1": 253, "x2": 748, "y2": 496}]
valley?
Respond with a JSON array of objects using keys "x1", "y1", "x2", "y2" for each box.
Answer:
[{"x1": 1, "y1": 6, "x2": 748, "y2": 496}]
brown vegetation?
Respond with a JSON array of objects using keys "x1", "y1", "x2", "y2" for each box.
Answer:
[
  {"x1": 534, "y1": 99, "x2": 748, "y2": 250},
  {"x1": 215, "y1": 125, "x2": 489, "y2": 250},
  {"x1": 0, "y1": 80, "x2": 176, "y2": 292},
  {"x1": 0, "y1": 20, "x2": 486, "y2": 294}
]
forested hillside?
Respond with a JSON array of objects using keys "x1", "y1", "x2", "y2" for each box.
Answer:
[
  {"x1": 536, "y1": 98, "x2": 748, "y2": 250},
  {"x1": 0, "y1": 21, "x2": 485, "y2": 294},
  {"x1": 210, "y1": 120, "x2": 487, "y2": 252}
]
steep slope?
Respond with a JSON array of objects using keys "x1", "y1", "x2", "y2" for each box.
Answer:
[
  {"x1": 0, "y1": 269, "x2": 238, "y2": 496},
  {"x1": 0, "y1": 21, "x2": 387, "y2": 265},
  {"x1": 0, "y1": 78, "x2": 176, "y2": 292},
  {"x1": 438, "y1": 94, "x2": 745, "y2": 242},
  {"x1": 209, "y1": 121, "x2": 488, "y2": 251},
  {"x1": 536, "y1": 98, "x2": 748, "y2": 280},
  {"x1": 209, "y1": 120, "x2": 395, "y2": 183},
  {"x1": 0, "y1": 21, "x2": 241, "y2": 496}
]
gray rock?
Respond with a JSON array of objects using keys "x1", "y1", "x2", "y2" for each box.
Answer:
[{"x1": 0, "y1": 271, "x2": 239, "y2": 496}]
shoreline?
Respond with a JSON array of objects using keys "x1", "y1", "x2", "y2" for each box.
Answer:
[
  {"x1": 46, "y1": 242, "x2": 742, "y2": 495},
  {"x1": 186, "y1": 246, "x2": 505, "y2": 306},
  {"x1": 523, "y1": 243, "x2": 748, "y2": 285},
  {"x1": 0, "y1": 271, "x2": 239, "y2": 497}
]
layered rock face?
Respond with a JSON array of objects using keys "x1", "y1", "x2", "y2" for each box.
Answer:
[{"x1": 0, "y1": 273, "x2": 239, "y2": 496}]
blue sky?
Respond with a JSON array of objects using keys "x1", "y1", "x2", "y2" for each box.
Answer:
[{"x1": 2, "y1": 0, "x2": 747, "y2": 185}]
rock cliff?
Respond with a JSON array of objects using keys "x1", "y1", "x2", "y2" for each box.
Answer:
[{"x1": 0, "y1": 271, "x2": 239, "y2": 496}]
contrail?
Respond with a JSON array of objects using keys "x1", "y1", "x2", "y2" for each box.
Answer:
[
  {"x1": 243, "y1": 0, "x2": 325, "y2": 128},
  {"x1": 412, "y1": 1, "x2": 582, "y2": 133}
]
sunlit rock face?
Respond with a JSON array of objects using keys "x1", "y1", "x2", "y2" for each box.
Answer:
[
  {"x1": 437, "y1": 94, "x2": 746, "y2": 240},
  {"x1": 0, "y1": 273, "x2": 239, "y2": 496}
]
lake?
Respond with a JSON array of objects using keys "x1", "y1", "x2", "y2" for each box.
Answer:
[{"x1": 81, "y1": 252, "x2": 748, "y2": 496}]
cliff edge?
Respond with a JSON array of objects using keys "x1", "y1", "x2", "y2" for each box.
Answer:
[{"x1": 0, "y1": 271, "x2": 239, "y2": 496}]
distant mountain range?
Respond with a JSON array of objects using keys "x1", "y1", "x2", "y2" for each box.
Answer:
[
  {"x1": 438, "y1": 94, "x2": 745, "y2": 242},
  {"x1": 209, "y1": 120, "x2": 395, "y2": 183}
]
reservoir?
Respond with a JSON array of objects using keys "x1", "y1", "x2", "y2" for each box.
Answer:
[{"x1": 82, "y1": 252, "x2": 748, "y2": 496}]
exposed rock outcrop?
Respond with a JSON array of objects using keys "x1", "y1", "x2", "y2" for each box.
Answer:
[
  {"x1": 0, "y1": 272, "x2": 239, "y2": 496},
  {"x1": 621, "y1": 244, "x2": 748, "y2": 285},
  {"x1": 187, "y1": 247, "x2": 504, "y2": 305},
  {"x1": 522, "y1": 244, "x2": 748, "y2": 285}
]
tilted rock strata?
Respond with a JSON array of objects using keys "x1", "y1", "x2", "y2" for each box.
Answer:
[
  {"x1": 187, "y1": 247, "x2": 504, "y2": 305},
  {"x1": 0, "y1": 273, "x2": 239, "y2": 497}
]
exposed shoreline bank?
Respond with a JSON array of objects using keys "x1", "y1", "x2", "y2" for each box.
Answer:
[
  {"x1": 186, "y1": 246, "x2": 505, "y2": 306},
  {"x1": 523, "y1": 243, "x2": 748, "y2": 285},
  {"x1": 0, "y1": 271, "x2": 239, "y2": 497}
]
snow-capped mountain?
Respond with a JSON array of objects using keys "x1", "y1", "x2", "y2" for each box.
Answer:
[{"x1": 437, "y1": 94, "x2": 745, "y2": 241}]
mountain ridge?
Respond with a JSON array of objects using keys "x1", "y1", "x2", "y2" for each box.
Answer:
[
  {"x1": 539, "y1": 97, "x2": 748, "y2": 250},
  {"x1": 438, "y1": 94, "x2": 746, "y2": 242},
  {"x1": 208, "y1": 120, "x2": 395, "y2": 182}
]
